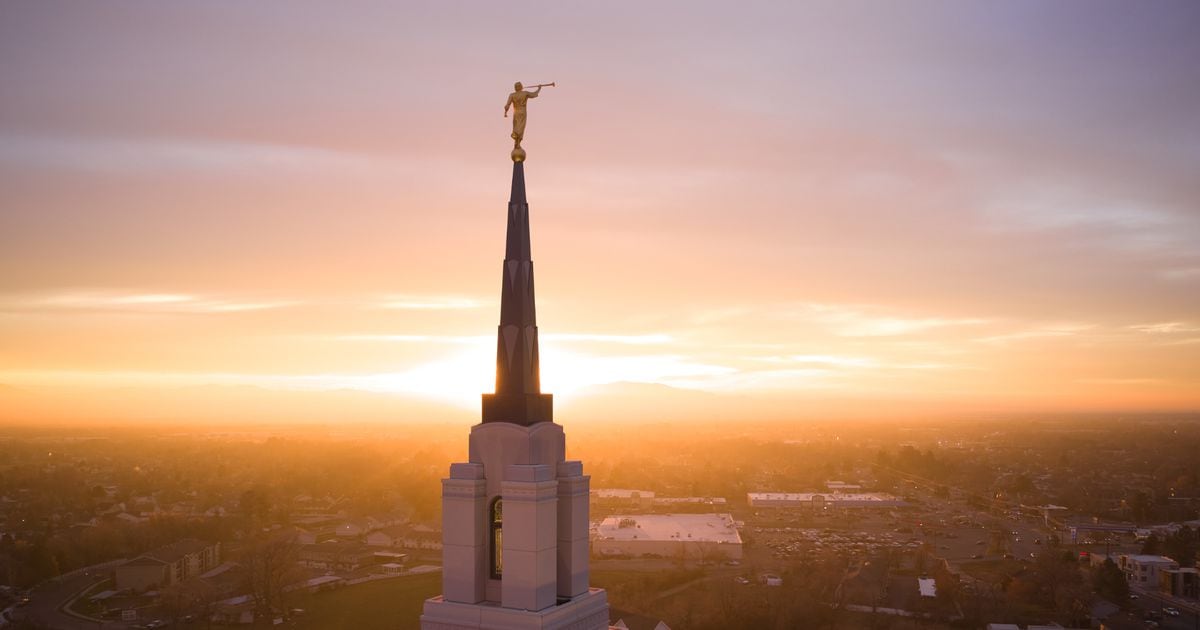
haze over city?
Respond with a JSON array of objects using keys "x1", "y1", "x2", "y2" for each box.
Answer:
[
  {"x1": 3, "y1": 1, "x2": 1198, "y2": 425},
  {"x1": 3, "y1": 4, "x2": 1200, "y2": 630}
]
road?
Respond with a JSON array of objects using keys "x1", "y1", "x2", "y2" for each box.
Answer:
[
  {"x1": 10, "y1": 572, "x2": 107, "y2": 629},
  {"x1": 8, "y1": 560, "x2": 129, "y2": 630},
  {"x1": 1129, "y1": 587, "x2": 1200, "y2": 630}
]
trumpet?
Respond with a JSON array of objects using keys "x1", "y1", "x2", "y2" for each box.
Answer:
[{"x1": 526, "y1": 82, "x2": 556, "y2": 89}]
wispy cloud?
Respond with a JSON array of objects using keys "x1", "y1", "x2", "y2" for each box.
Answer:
[
  {"x1": 332, "y1": 332, "x2": 673, "y2": 346},
  {"x1": 982, "y1": 186, "x2": 1197, "y2": 255},
  {"x1": 378, "y1": 295, "x2": 484, "y2": 310},
  {"x1": 0, "y1": 291, "x2": 298, "y2": 314},
  {"x1": 1076, "y1": 377, "x2": 1162, "y2": 385},
  {"x1": 990, "y1": 198, "x2": 1173, "y2": 233},
  {"x1": 974, "y1": 323, "x2": 1094, "y2": 345},
  {"x1": 0, "y1": 349, "x2": 739, "y2": 407},
  {"x1": 546, "y1": 353, "x2": 736, "y2": 392},
  {"x1": 543, "y1": 333, "x2": 673, "y2": 345},
  {"x1": 687, "y1": 307, "x2": 752, "y2": 325},
  {"x1": 0, "y1": 133, "x2": 386, "y2": 176},
  {"x1": 1130, "y1": 322, "x2": 1200, "y2": 335},
  {"x1": 672, "y1": 368, "x2": 840, "y2": 392},
  {"x1": 795, "y1": 303, "x2": 989, "y2": 337},
  {"x1": 333, "y1": 334, "x2": 487, "y2": 344},
  {"x1": 772, "y1": 354, "x2": 880, "y2": 368},
  {"x1": 1159, "y1": 267, "x2": 1200, "y2": 281},
  {"x1": 749, "y1": 354, "x2": 959, "y2": 372}
]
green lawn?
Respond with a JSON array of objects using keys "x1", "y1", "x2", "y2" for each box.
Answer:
[
  {"x1": 958, "y1": 557, "x2": 1024, "y2": 583},
  {"x1": 281, "y1": 568, "x2": 689, "y2": 629},
  {"x1": 290, "y1": 572, "x2": 441, "y2": 630}
]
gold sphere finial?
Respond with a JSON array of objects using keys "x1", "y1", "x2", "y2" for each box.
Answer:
[{"x1": 511, "y1": 145, "x2": 526, "y2": 162}]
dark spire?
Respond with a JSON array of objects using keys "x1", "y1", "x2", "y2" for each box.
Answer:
[{"x1": 481, "y1": 162, "x2": 553, "y2": 425}]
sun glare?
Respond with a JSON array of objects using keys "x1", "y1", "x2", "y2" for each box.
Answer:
[{"x1": 353, "y1": 338, "x2": 735, "y2": 409}]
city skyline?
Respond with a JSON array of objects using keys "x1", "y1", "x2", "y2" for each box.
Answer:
[{"x1": 2, "y1": 1, "x2": 1199, "y2": 424}]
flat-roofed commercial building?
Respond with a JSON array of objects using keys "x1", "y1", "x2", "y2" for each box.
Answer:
[
  {"x1": 1159, "y1": 567, "x2": 1199, "y2": 599},
  {"x1": 652, "y1": 497, "x2": 727, "y2": 507},
  {"x1": 593, "y1": 488, "x2": 656, "y2": 510},
  {"x1": 1118, "y1": 554, "x2": 1179, "y2": 587},
  {"x1": 593, "y1": 513, "x2": 742, "y2": 561},
  {"x1": 747, "y1": 492, "x2": 907, "y2": 509}
]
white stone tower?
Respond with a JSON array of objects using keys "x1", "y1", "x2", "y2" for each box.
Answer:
[{"x1": 420, "y1": 162, "x2": 610, "y2": 630}]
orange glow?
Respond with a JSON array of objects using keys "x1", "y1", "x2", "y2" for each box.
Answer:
[{"x1": 2, "y1": 4, "x2": 1198, "y2": 424}]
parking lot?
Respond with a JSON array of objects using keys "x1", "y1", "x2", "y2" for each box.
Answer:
[{"x1": 739, "y1": 491, "x2": 1068, "y2": 575}]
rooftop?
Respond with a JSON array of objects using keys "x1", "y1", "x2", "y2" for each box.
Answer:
[
  {"x1": 594, "y1": 489, "x2": 656, "y2": 499},
  {"x1": 146, "y1": 538, "x2": 214, "y2": 563},
  {"x1": 748, "y1": 492, "x2": 902, "y2": 502},
  {"x1": 305, "y1": 575, "x2": 345, "y2": 587},
  {"x1": 1125, "y1": 554, "x2": 1178, "y2": 563},
  {"x1": 299, "y1": 541, "x2": 373, "y2": 555},
  {"x1": 121, "y1": 556, "x2": 167, "y2": 567},
  {"x1": 595, "y1": 513, "x2": 741, "y2": 545},
  {"x1": 370, "y1": 524, "x2": 408, "y2": 537}
]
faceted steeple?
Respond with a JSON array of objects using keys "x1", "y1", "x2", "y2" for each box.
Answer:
[
  {"x1": 421, "y1": 128, "x2": 609, "y2": 630},
  {"x1": 481, "y1": 162, "x2": 553, "y2": 425}
]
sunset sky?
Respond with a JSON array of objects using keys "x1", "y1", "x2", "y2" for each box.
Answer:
[{"x1": 2, "y1": 1, "x2": 1198, "y2": 424}]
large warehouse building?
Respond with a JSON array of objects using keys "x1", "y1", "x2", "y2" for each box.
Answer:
[{"x1": 593, "y1": 513, "x2": 743, "y2": 561}]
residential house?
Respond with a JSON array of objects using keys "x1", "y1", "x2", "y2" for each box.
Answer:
[
  {"x1": 335, "y1": 519, "x2": 372, "y2": 538},
  {"x1": 365, "y1": 525, "x2": 407, "y2": 548},
  {"x1": 296, "y1": 541, "x2": 376, "y2": 571}
]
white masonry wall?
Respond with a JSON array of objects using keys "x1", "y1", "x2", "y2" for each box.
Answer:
[
  {"x1": 424, "y1": 421, "x2": 606, "y2": 629},
  {"x1": 440, "y1": 462, "x2": 487, "y2": 604},
  {"x1": 556, "y1": 460, "x2": 590, "y2": 599},
  {"x1": 500, "y1": 464, "x2": 558, "y2": 611}
]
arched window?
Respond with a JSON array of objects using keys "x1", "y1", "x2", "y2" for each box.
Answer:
[{"x1": 489, "y1": 497, "x2": 503, "y2": 578}]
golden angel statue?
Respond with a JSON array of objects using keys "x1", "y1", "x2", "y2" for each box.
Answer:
[{"x1": 504, "y1": 81, "x2": 554, "y2": 161}]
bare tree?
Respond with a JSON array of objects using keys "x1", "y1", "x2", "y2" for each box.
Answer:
[
  {"x1": 241, "y1": 532, "x2": 302, "y2": 626},
  {"x1": 161, "y1": 577, "x2": 219, "y2": 627}
]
